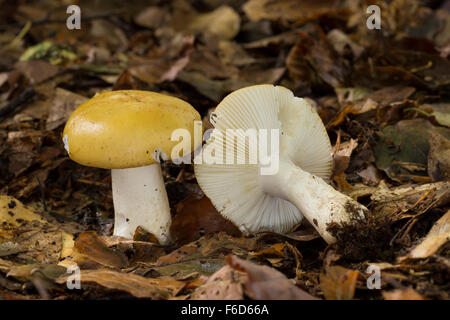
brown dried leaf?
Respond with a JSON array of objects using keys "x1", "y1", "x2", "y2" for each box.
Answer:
[
  {"x1": 45, "y1": 88, "x2": 88, "y2": 131},
  {"x1": 72, "y1": 231, "x2": 129, "y2": 269},
  {"x1": 191, "y1": 265, "x2": 245, "y2": 300},
  {"x1": 170, "y1": 195, "x2": 241, "y2": 245},
  {"x1": 128, "y1": 55, "x2": 191, "y2": 85},
  {"x1": 243, "y1": 0, "x2": 339, "y2": 23},
  {"x1": 0, "y1": 197, "x2": 65, "y2": 264},
  {"x1": 6, "y1": 130, "x2": 42, "y2": 177},
  {"x1": 57, "y1": 269, "x2": 185, "y2": 299},
  {"x1": 157, "y1": 233, "x2": 257, "y2": 268},
  {"x1": 287, "y1": 29, "x2": 348, "y2": 89},
  {"x1": 399, "y1": 210, "x2": 450, "y2": 261},
  {"x1": 329, "y1": 86, "x2": 415, "y2": 129},
  {"x1": 319, "y1": 266, "x2": 359, "y2": 300},
  {"x1": 14, "y1": 60, "x2": 59, "y2": 84}
]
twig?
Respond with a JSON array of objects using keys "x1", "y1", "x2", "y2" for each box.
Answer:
[
  {"x1": 0, "y1": 87, "x2": 36, "y2": 118},
  {"x1": 5, "y1": 21, "x2": 31, "y2": 49}
]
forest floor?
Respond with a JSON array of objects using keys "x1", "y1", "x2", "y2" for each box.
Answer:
[{"x1": 0, "y1": 0, "x2": 449, "y2": 300}]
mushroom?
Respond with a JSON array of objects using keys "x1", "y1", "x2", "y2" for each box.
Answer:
[
  {"x1": 194, "y1": 85, "x2": 368, "y2": 244},
  {"x1": 63, "y1": 90, "x2": 200, "y2": 243}
]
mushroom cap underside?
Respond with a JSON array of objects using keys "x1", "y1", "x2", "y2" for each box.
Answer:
[{"x1": 195, "y1": 84, "x2": 332, "y2": 234}]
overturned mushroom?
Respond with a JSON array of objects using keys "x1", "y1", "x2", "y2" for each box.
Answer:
[
  {"x1": 63, "y1": 90, "x2": 200, "y2": 243},
  {"x1": 194, "y1": 85, "x2": 368, "y2": 244}
]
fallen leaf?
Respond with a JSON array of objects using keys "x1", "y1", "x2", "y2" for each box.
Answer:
[
  {"x1": 374, "y1": 119, "x2": 450, "y2": 182},
  {"x1": 56, "y1": 269, "x2": 185, "y2": 299},
  {"x1": 428, "y1": 131, "x2": 450, "y2": 181},
  {"x1": 45, "y1": 88, "x2": 88, "y2": 131},
  {"x1": 7, "y1": 264, "x2": 66, "y2": 283},
  {"x1": 357, "y1": 165, "x2": 380, "y2": 184},
  {"x1": 71, "y1": 231, "x2": 129, "y2": 269},
  {"x1": 332, "y1": 136, "x2": 358, "y2": 191},
  {"x1": 422, "y1": 103, "x2": 450, "y2": 127},
  {"x1": 329, "y1": 86, "x2": 415, "y2": 129},
  {"x1": 191, "y1": 265, "x2": 245, "y2": 300},
  {"x1": 332, "y1": 138, "x2": 358, "y2": 175},
  {"x1": 14, "y1": 60, "x2": 59, "y2": 84},
  {"x1": 327, "y1": 29, "x2": 364, "y2": 58},
  {"x1": 127, "y1": 35, "x2": 194, "y2": 85},
  {"x1": 383, "y1": 287, "x2": 426, "y2": 300},
  {"x1": 243, "y1": 0, "x2": 339, "y2": 24},
  {"x1": 399, "y1": 210, "x2": 450, "y2": 261},
  {"x1": 134, "y1": 6, "x2": 168, "y2": 29},
  {"x1": 319, "y1": 266, "x2": 359, "y2": 300},
  {"x1": 0, "y1": 195, "x2": 45, "y2": 227},
  {"x1": 226, "y1": 255, "x2": 318, "y2": 300},
  {"x1": 6, "y1": 130, "x2": 43, "y2": 177},
  {"x1": 170, "y1": 195, "x2": 241, "y2": 245},
  {"x1": 286, "y1": 29, "x2": 349, "y2": 89},
  {"x1": 187, "y1": 6, "x2": 240, "y2": 40}
]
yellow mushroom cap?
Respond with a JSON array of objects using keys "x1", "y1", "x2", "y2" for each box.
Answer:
[{"x1": 63, "y1": 90, "x2": 201, "y2": 169}]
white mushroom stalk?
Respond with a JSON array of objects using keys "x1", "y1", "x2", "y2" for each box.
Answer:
[
  {"x1": 194, "y1": 85, "x2": 368, "y2": 244},
  {"x1": 111, "y1": 164, "x2": 171, "y2": 242}
]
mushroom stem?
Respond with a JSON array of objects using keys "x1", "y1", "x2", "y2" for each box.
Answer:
[
  {"x1": 111, "y1": 164, "x2": 171, "y2": 244},
  {"x1": 260, "y1": 159, "x2": 368, "y2": 244}
]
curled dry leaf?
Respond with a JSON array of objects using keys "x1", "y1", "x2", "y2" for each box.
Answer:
[
  {"x1": 332, "y1": 136, "x2": 358, "y2": 191},
  {"x1": 332, "y1": 137, "x2": 358, "y2": 175},
  {"x1": 71, "y1": 231, "x2": 129, "y2": 269},
  {"x1": 56, "y1": 269, "x2": 185, "y2": 299},
  {"x1": 226, "y1": 255, "x2": 318, "y2": 300}
]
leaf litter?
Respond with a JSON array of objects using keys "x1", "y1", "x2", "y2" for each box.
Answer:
[{"x1": 0, "y1": 0, "x2": 449, "y2": 300}]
